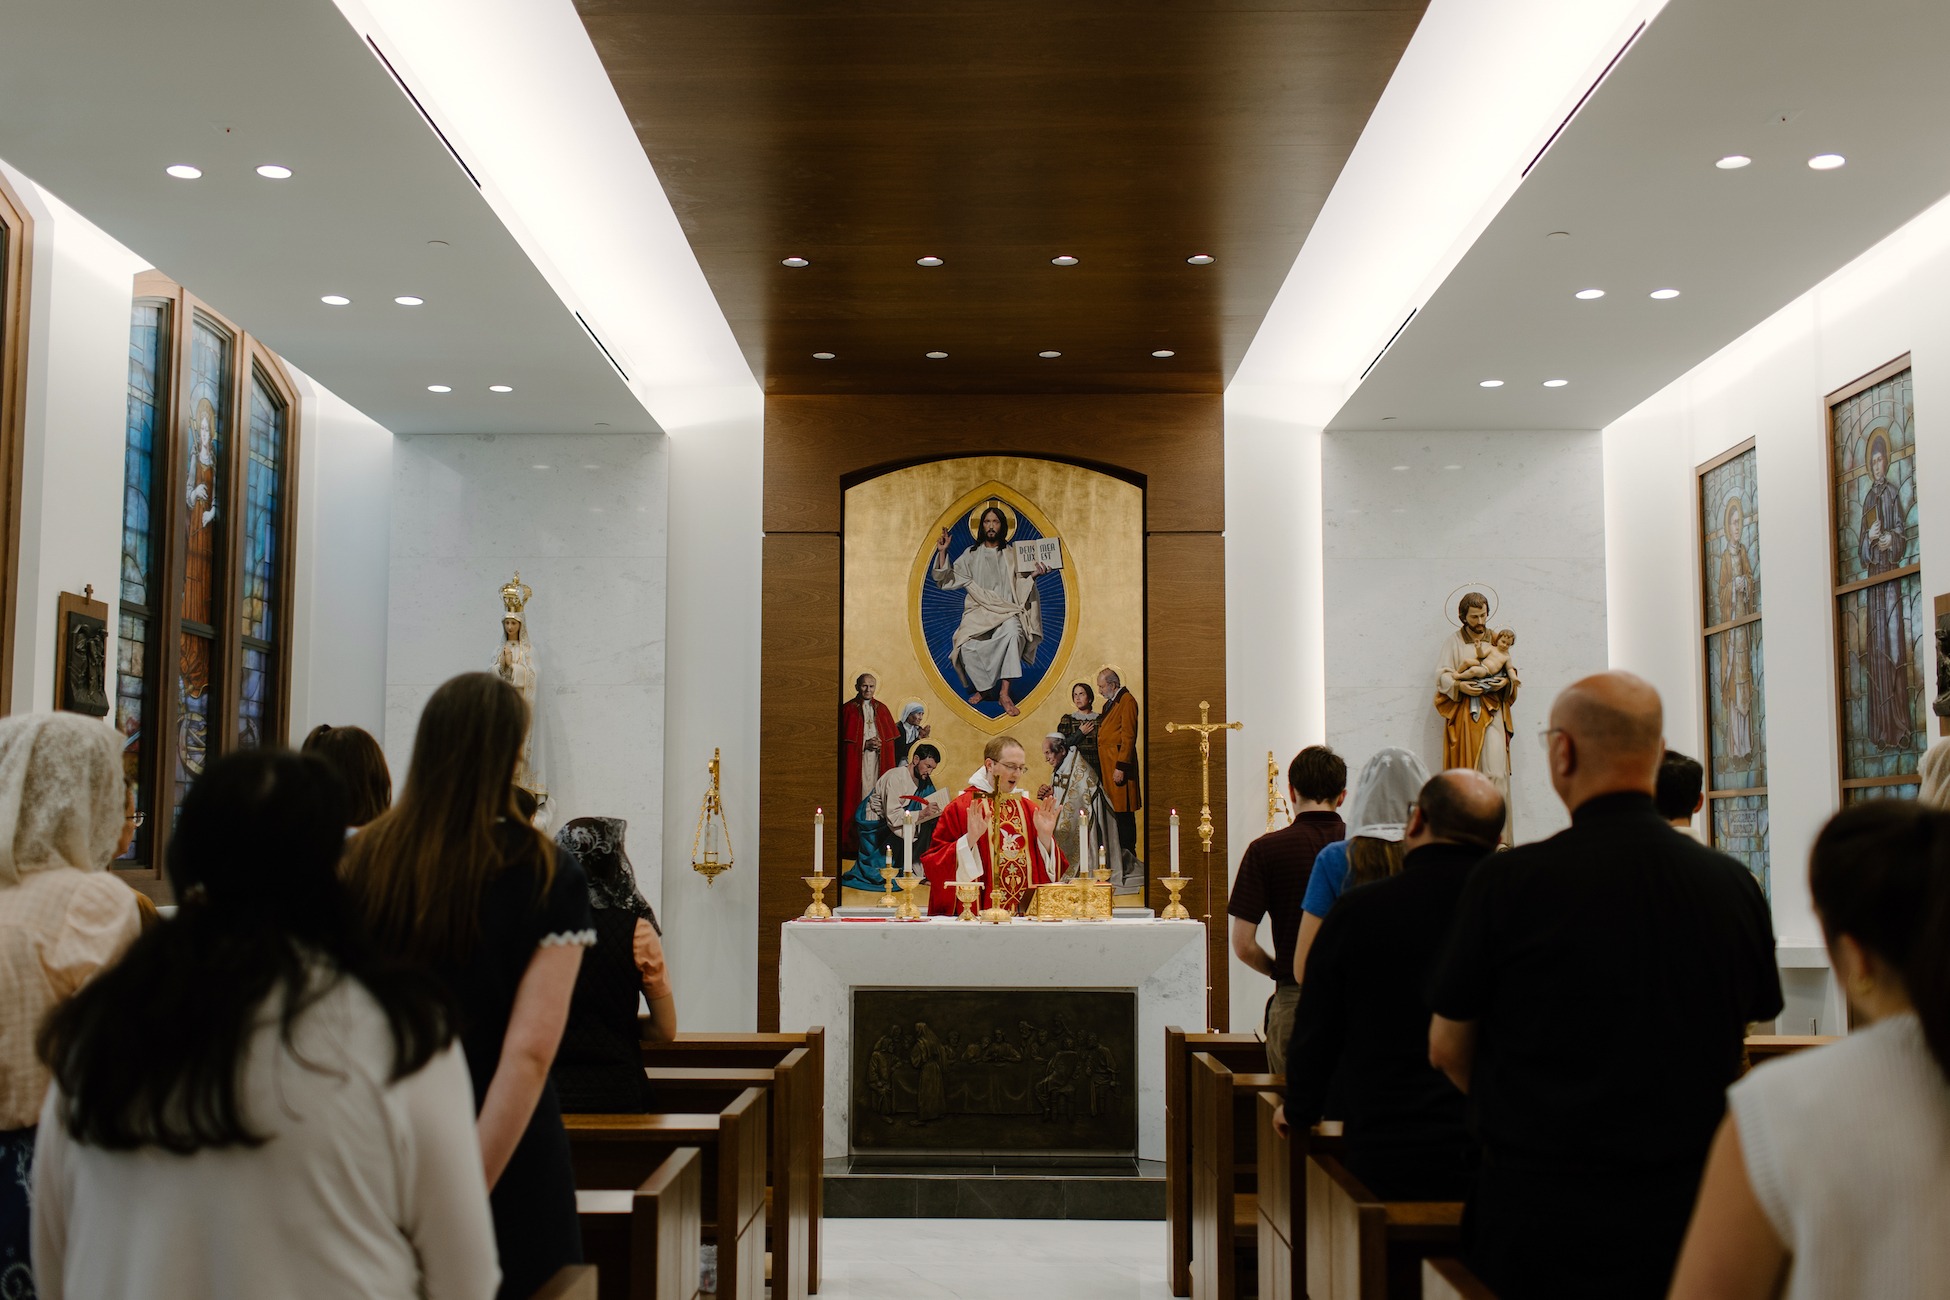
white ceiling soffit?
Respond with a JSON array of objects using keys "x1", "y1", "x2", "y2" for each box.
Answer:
[
  {"x1": 1229, "y1": 0, "x2": 1664, "y2": 424},
  {"x1": 1329, "y1": 0, "x2": 1950, "y2": 433},
  {"x1": 0, "y1": 0, "x2": 653, "y2": 436}
]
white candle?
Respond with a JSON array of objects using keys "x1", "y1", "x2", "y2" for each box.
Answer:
[
  {"x1": 1080, "y1": 808, "x2": 1091, "y2": 882},
  {"x1": 903, "y1": 809, "x2": 915, "y2": 875},
  {"x1": 1170, "y1": 809, "x2": 1180, "y2": 874},
  {"x1": 814, "y1": 809, "x2": 824, "y2": 876},
  {"x1": 1098, "y1": 845, "x2": 1107, "y2": 875}
]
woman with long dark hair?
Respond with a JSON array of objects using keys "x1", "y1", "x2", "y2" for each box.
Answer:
[
  {"x1": 0, "y1": 714, "x2": 142, "y2": 1297},
  {"x1": 550, "y1": 817, "x2": 676, "y2": 1113},
  {"x1": 341, "y1": 672, "x2": 592, "y2": 1300},
  {"x1": 301, "y1": 723, "x2": 393, "y2": 828},
  {"x1": 33, "y1": 748, "x2": 494, "y2": 1298},
  {"x1": 1669, "y1": 801, "x2": 1950, "y2": 1299}
]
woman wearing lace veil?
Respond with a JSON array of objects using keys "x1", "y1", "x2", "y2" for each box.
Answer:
[
  {"x1": 1290, "y1": 746, "x2": 1432, "y2": 983},
  {"x1": 550, "y1": 817, "x2": 677, "y2": 1114},
  {"x1": 0, "y1": 714, "x2": 142, "y2": 1295}
]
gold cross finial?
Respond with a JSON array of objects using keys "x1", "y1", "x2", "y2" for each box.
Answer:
[{"x1": 1164, "y1": 699, "x2": 1243, "y2": 853}]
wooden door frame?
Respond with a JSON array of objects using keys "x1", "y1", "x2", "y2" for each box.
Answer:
[{"x1": 0, "y1": 172, "x2": 33, "y2": 715}]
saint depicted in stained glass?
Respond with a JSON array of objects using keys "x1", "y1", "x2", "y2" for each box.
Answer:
[{"x1": 1858, "y1": 429, "x2": 1912, "y2": 749}]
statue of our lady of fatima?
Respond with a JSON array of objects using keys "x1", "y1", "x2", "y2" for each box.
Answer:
[{"x1": 493, "y1": 572, "x2": 545, "y2": 803}]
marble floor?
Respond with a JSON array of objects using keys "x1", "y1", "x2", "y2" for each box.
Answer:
[{"x1": 813, "y1": 1217, "x2": 1173, "y2": 1299}]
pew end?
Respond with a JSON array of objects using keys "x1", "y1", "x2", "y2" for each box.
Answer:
[
  {"x1": 1421, "y1": 1257, "x2": 1498, "y2": 1300},
  {"x1": 1305, "y1": 1152, "x2": 1462, "y2": 1300},
  {"x1": 530, "y1": 1264, "x2": 599, "y2": 1300}
]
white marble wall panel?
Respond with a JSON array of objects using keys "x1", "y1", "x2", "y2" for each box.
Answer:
[
  {"x1": 1323, "y1": 430, "x2": 1607, "y2": 843},
  {"x1": 780, "y1": 918, "x2": 1207, "y2": 1161},
  {"x1": 387, "y1": 432, "x2": 667, "y2": 904}
]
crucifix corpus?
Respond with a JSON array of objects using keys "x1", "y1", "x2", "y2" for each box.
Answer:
[{"x1": 1164, "y1": 699, "x2": 1242, "y2": 1031}]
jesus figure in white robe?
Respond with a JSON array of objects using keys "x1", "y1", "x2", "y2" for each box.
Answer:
[{"x1": 931, "y1": 505, "x2": 1046, "y2": 717}]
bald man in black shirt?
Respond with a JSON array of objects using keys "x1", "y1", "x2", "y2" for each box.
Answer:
[{"x1": 1427, "y1": 672, "x2": 1781, "y2": 1300}]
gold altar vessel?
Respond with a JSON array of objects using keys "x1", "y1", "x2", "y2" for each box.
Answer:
[
  {"x1": 953, "y1": 881, "x2": 982, "y2": 921},
  {"x1": 1023, "y1": 878, "x2": 1115, "y2": 920}
]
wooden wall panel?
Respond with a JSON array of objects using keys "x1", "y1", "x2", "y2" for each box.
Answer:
[
  {"x1": 758, "y1": 391, "x2": 1229, "y2": 1029},
  {"x1": 1146, "y1": 531, "x2": 1230, "y2": 1028},
  {"x1": 759, "y1": 533, "x2": 842, "y2": 1031}
]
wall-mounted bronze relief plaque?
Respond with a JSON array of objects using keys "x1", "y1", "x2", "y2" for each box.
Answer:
[
  {"x1": 55, "y1": 589, "x2": 110, "y2": 718},
  {"x1": 850, "y1": 987, "x2": 1136, "y2": 1158}
]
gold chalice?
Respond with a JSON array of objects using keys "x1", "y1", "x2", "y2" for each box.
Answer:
[{"x1": 954, "y1": 881, "x2": 981, "y2": 921}]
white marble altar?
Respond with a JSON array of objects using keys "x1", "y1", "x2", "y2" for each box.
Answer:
[{"x1": 779, "y1": 917, "x2": 1206, "y2": 1162}]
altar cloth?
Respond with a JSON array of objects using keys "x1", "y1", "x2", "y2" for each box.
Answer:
[{"x1": 779, "y1": 917, "x2": 1207, "y2": 1160}]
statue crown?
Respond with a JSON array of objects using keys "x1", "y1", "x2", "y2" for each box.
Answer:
[{"x1": 500, "y1": 571, "x2": 533, "y2": 616}]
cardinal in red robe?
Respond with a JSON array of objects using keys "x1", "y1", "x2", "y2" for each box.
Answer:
[
  {"x1": 924, "y1": 738, "x2": 1068, "y2": 916},
  {"x1": 839, "y1": 673, "x2": 899, "y2": 859}
]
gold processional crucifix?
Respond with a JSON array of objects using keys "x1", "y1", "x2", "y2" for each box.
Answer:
[{"x1": 1163, "y1": 699, "x2": 1242, "y2": 1031}]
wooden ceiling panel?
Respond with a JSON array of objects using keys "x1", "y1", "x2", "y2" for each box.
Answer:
[{"x1": 579, "y1": 1, "x2": 1428, "y2": 393}]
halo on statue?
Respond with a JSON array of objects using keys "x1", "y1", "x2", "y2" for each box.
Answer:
[
  {"x1": 1443, "y1": 583, "x2": 1500, "y2": 627},
  {"x1": 966, "y1": 498, "x2": 1019, "y2": 542}
]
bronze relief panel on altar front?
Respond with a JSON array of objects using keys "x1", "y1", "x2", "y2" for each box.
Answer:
[{"x1": 850, "y1": 987, "x2": 1137, "y2": 1157}]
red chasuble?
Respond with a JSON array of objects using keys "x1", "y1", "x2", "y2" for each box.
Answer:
[
  {"x1": 838, "y1": 696, "x2": 899, "y2": 858},
  {"x1": 923, "y1": 784, "x2": 1067, "y2": 916}
]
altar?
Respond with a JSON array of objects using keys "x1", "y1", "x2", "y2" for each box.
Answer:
[{"x1": 778, "y1": 917, "x2": 1206, "y2": 1162}]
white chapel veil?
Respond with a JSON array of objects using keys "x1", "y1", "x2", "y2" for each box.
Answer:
[
  {"x1": 0, "y1": 713, "x2": 127, "y2": 886},
  {"x1": 1343, "y1": 747, "x2": 1431, "y2": 843}
]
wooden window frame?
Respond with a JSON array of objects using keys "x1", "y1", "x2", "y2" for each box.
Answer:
[
  {"x1": 0, "y1": 173, "x2": 31, "y2": 714},
  {"x1": 117, "y1": 273, "x2": 301, "y2": 890},
  {"x1": 1694, "y1": 439, "x2": 1767, "y2": 856},
  {"x1": 1824, "y1": 353, "x2": 1919, "y2": 804}
]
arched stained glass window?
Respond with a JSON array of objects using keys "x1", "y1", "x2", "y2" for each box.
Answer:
[{"x1": 117, "y1": 274, "x2": 300, "y2": 879}]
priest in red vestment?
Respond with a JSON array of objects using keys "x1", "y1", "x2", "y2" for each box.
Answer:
[
  {"x1": 839, "y1": 673, "x2": 900, "y2": 859},
  {"x1": 924, "y1": 736, "x2": 1068, "y2": 916}
]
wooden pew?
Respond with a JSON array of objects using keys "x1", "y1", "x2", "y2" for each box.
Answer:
[
  {"x1": 576, "y1": 1146, "x2": 704, "y2": 1300},
  {"x1": 1188, "y1": 1051, "x2": 1286, "y2": 1300},
  {"x1": 566, "y1": 1089, "x2": 767, "y2": 1300},
  {"x1": 1254, "y1": 1090, "x2": 1347, "y2": 1300},
  {"x1": 531, "y1": 1265, "x2": 599, "y2": 1300},
  {"x1": 1742, "y1": 1034, "x2": 1836, "y2": 1071},
  {"x1": 1305, "y1": 1152, "x2": 1462, "y2": 1300},
  {"x1": 1421, "y1": 1257, "x2": 1498, "y2": 1300},
  {"x1": 1167, "y1": 1028, "x2": 1268, "y2": 1297},
  {"x1": 640, "y1": 1030, "x2": 825, "y2": 1300}
]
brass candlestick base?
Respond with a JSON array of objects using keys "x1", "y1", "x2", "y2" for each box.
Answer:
[
  {"x1": 1160, "y1": 873, "x2": 1193, "y2": 920},
  {"x1": 979, "y1": 900, "x2": 1013, "y2": 924},
  {"x1": 801, "y1": 875, "x2": 834, "y2": 919},
  {"x1": 1093, "y1": 864, "x2": 1112, "y2": 885},
  {"x1": 896, "y1": 872, "x2": 924, "y2": 920},
  {"x1": 878, "y1": 865, "x2": 899, "y2": 908},
  {"x1": 954, "y1": 881, "x2": 981, "y2": 921}
]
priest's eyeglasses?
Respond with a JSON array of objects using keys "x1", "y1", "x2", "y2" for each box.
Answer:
[{"x1": 994, "y1": 761, "x2": 1028, "y2": 773}]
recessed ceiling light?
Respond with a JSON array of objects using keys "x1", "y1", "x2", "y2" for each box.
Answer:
[
  {"x1": 319, "y1": 294, "x2": 351, "y2": 306},
  {"x1": 426, "y1": 384, "x2": 452, "y2": 393},
  {"x1": 1542, "y1": 379, "x2": 1570, "y2": 388},
  {"x1": 255, "y1": 164, "x2": 293, "y2": 179},
  {"x1": 1186, "y1": 254, "x2": 1215, "y2": 265},
  {"x1": 1443, "y1": 463, "x2": 1461, "y2": 470},
  {"x1": 1575, "y1": 288, "x2": 1606, "y2": 300},
  {"x1": 532, "y1": 464, "x2": 550, "y2": 470},
  {"x1": 916, "y1": 256, "x2": 944, "y2": 267},
  {"x1": 1051, "y1": 255, "x2": 1079, "y2": 266},
  {"x1": 394, "y1": 295, "x2": 425, "y2": 306},
  {"x1": 1151, "y1": 350, "x2": 1175, "y2": 358},
  {"x1": 1715, "y1": 154, "x2": 1752, "y2": 170},
  {"x1": 488, "y1": 384, "x2": 513, "y2": 393},
  {"x1": 781, "y1": 257, "x2": 810, "y2": 268},
  {"x1": 165, "y1": 164, "x2": 202, "y2": 179},
  {"x1": 1808, "y1": 153, "x2": 1846, "y2": 171},
  {"x1": 1038, "y1": 351, "x2": 1062, "y2": 358},
  {"x1": 925, "y1": 351, "x2": 948, "y2": 359},
  {"x1": 1649, "y1": 288, "x2": 1681, "y2": 300},
  {"x1": 1391, "y1": 464, "x2": 1410, "y2": 472},
  {"x1": 1479, "y1": 379, "x2": 1504, "y2": 388},
  {"x1": 812, "y1": 352, "x2": 835, "y2": 360}
]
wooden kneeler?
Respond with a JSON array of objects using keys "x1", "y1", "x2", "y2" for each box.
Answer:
[
  {"x1": 1167, "y1": 1028, "x2": 1269, "y2": 1298},
  {"x1": 576, "y1": 1146, "x2": 704, "y2": 1300},
  {"x1": 566, "y1": 1089, "x2": 767, "y2": 1300}
]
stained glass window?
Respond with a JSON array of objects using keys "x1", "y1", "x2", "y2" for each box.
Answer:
[
  {"x1": 116, "y1": 278, "x2": 298, "y2": 874},
  {"x1": 1829, "y1": 362, "x2": 1923, "y2": 803},
  {"x1": 117, "y1": 299, "x2": 169, "y2": 863},
  {"x1": 1697, "y1": 442, "x2": 1769, "y2": 895}
]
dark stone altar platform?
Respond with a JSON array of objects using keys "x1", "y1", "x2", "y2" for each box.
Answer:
[{"x1": 823, "y1": 1156, "x2": 1166, "y2": 1220}]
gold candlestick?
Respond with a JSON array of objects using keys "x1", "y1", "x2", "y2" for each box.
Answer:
[
  {"x1": 878, "y1": 864, "x2": 899, "y2": 907},
  {"x1": 1159, "y1": 873, "x2": 1193, "y2": 920},
  {"x1": 800, "y1": 874, "x2": 834, "y2": 919},
  {"x1": 954, "y1": 881, "x2": 981, "y2": 921},
  {"x1": 1164, "y1": 699, "x2": 1242, "y2": 1032},
  {"x1": 896, "y1": 872, "x2": 925, "y2": 920}
]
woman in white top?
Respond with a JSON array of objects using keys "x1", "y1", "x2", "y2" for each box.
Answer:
[
  {"x1": 1669, "y1": 800, "x2": 1950, "y2": 1300},
  {"x1": 0, "y1": 713, "x2": 142, "y2": 1296},
  {"x1": 33, "y1": 748, "x2": 497, "y2": 1300}
]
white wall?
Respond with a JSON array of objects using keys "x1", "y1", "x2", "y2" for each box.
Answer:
[
  {"x1": 1222, "y1": 389, "x2": 1327, "y2": 1033},
  {"x1": 1604, "y1": 188, "x2": 1950, "y2": 1031},
  {"x1": 385, "y1": 431, "x2": 668, "y2": 905},
  {"x1": 286, "y1": 366, "x2": 392, "y2": 737},
  {"x1": 659, "y1": 397, "x2": 762, "y2": 1031},
  {"x1": 1323, "y1": 429, "x2": 1608, "y2": 844},
  {"x1": 3, "y1": 167, "x2": 145, "y2": 712}
]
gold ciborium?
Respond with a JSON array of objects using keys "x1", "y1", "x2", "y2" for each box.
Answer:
[
  {"x1": 1160, "y1": 873, "x2": 1193, "y2": 920},
  {"x1": 896, "y1": 872, "x2": 924, "y2": 920},
  {"x1": 954, "y1": 881, "x2": 981, "y2": 921},
  {"x1": 801, "y1": 875, "x2": 833, "y2": 920}
]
